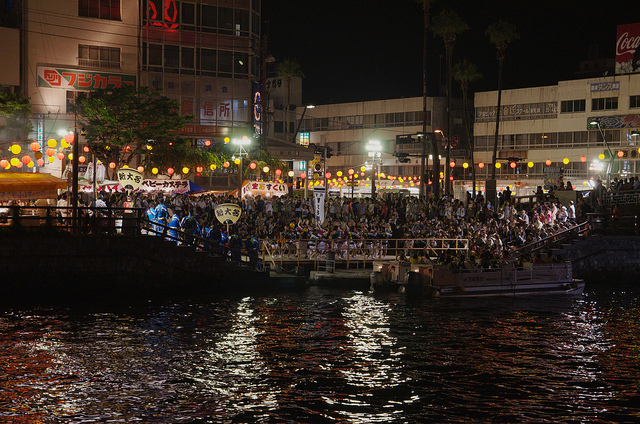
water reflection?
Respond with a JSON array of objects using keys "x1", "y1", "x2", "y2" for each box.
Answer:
[{"x1": 0, "y1": 284, "x2": 639, "y2": 422}]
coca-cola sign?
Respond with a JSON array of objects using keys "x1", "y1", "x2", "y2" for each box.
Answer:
[{"x1": 616, "y1": 23, "x2": 640, "y2": 75}]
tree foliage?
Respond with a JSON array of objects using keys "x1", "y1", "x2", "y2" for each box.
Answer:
[
  {"x1": 71, "y1": 86, "x2": 193, "y2": 171},
  {"x1": 0, "y1": 92, "x2": 33, "y2": 144}
]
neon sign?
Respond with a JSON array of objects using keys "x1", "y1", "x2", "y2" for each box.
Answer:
[{"x1": 148, "y1": 0, "x2": 178, "y2": 29}]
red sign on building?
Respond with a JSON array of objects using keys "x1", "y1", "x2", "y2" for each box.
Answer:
[{"x1": 616, "y1": 23, "x2": 640, "y2": 75}]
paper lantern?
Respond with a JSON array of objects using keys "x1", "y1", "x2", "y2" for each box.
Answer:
[
  {"x1": 510, "y1": 161, "x2": 517, "y2": 169},
  {"x1": 545, "y1": 159, "x2": 552, "y2": 166},
  {"x1": 61, "y1": 139, "x2": 70, "y2": 148},
  {"x1": 167, "y1": 167, "x2": 174, "y2": 175},
  {"x1": 46, "y1": 148, "x2": 55, "y2": 157},
  {"x1": 68, "y1": 153, "x2": 73, "y2": 160},
  {"x1": 249, "y1": 161, "x2": 257, "y2": 170},
  {"x1": 83, "y1": 146, "x2": 90, "y2": 153},
  {"x1": 478, "y1": 162, "x2": 485, "y2": 169},
  {"x1": 48, "y1": 156, "x2": 54, "y2": 163},
  {"x1": 152, "y1": 167, "x2": 159, "y2": 175},
  {"x1": 0, "y1": 159, "x2": 8, "y2": 168},
  {"x1": 234, "y1": 158, "x2": 241, "y2": 165},
  {"x1": 37, "y1": 158, "x2": 45, "y2": 166},
  {"x1": 34, "y1": 151, "x2": 43, "y2": 159},
  {"x1": 325, "y1": 172, "x2": 331, "y2": 179},
  {"x1": 495, "y1": 162, "x2": 501, "y2": 169},
  {"x1": 209, "y1": 164, "x2": 217, "y2": 171},
  {"x1": 64, "y1": 133, "x2": 74, "y2": 144},
  {"x1": 57, "y1": 152, "x2": 65, "y2": 160},
  {"x1": 275, "y1": 169, "x2": 282, "y2": 176},
  {"x1": 15, "y1": 161, "x2": 23, "y2": 168},
  {"x1": 204, "y1": 139, "x2": 211, "y2": 147},
  {"x1": 196, "y1": 166, "x2": 203, "y2": 173},
  {"x1": 182, "y1": 167, "x2": 189, "y2": 174},
  {"x1": 563, "y1": 158, "x2": 570, "y2": 165},
  {"x1": 348, "y1": 168, "x2": 355, "y2": 175},
  {"x1": 300, "y1": 172, "x2": 306, "y2": 179},
  {"x1": 598, "y1": 153, "x2": 605, "y2": 160},
  {"x1": 263, "y1": 166, "x2": 270, "y2": 173},
  {"x1": 224, "y1": 137, "x2": 230, "y2": 144},
  {"x1": 580, "y1": 156, "x2": 587, "y2": 163},
  {"x1": 79, "y1": 156, "x2": 86, "y2": 163},
  {"x1": 528, "y1": 161, "x2": 534, "y2": 168},
  {"x1": 288, "y1": 170, "x2": 294, "y2": 177},
  {"x1": 337, "y1": 171, "x2": 343, "y2": 177},
  {"x1": 449, "y1": 161, "x2": 456, "y2": 168},
  {"x1": 22, "y1": 155, "x2": 31, "y2": 165},
  {"x1": 30, "y1": 142, "x2": 41, "y2": 152},
  {"x1": 27, "y1": 161, "x2": 34, "y2": 168},
  {"x1": 10, "y1": 157, "x2": 19, "y2": 167},
  {"x1": 463, "y1": 162, "x2": 469, "y2": 169},
  {"x1": 617, "y1": 150, "x2": 624, "y2": 158},
  {"x1": 223, "y1": 161, "x2": 230, "y2": 168},
  {"x1": 109, "y1": 162, "x2": 116, "y2": 169},
  {"x1": 47, "y1": 139, "x2": 57, "y2": 148},
  {"x1": 9, "y1": 144, "x2": 21, "y2": 155}
]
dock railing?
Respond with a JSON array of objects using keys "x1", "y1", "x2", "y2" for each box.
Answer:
[{"x1": 259, "y1": 237, "x2": 469, "y2": 270}]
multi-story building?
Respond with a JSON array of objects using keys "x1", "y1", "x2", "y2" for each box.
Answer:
[
  {"x1": 294, "y1": 96, "x2": 469, "y2": 196},
  {"x1": 473, "y1": 73, "x2": 640, "y2": 195},
  {"x1": 2, "y1": 0, "x2": 266, "y2": 183}
]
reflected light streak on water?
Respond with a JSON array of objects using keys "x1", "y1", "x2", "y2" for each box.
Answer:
[{"x1": 0, "y1": 283, "x2": 639, "y2": 423}]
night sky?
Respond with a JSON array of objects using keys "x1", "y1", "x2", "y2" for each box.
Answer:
[{"x1": 263, "y1": 0, "x2": 638, "y2": 105}]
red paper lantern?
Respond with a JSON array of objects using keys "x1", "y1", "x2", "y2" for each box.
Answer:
[
  {"x1": 0, "y1": 159, "x2": 8, "y2": 168},
  {"x1": 46, "y1": 148, "x2": 55, "y2": 157},
  {"x1": 196, "y1": 166, "x2": 203, "y2": 173},
  {"x1": 167, "y1": 167, "x2": 174, "y2": 175},
  {"x1": 249, "y1": 161, "x2": 257, "y2": 170},
  {"x1": 223, "y1": 161, "x2": 230, "y2": 168},
  {"x1": 22, "y1": 155, "x2": 31, "y2": 165},
  {"x1": 37, "y1": 158, "x2": 45, "y2": 166},
  {"x1": 478, "y1": 162, "x2": 485, "y2": 169},
  {"x1": 64, "y1": 133, "x2": 74, "y2": 144},
  {"x1": 325, "y1": 172, "x2": 331, "y2": 179},
  {"x1": 83, "y1": 146, "x2": 90, "y2": 153},
  {"x1": 204, "y1": 140, "x2": 211, "y2": 147},
  {"x1": 300, "y1": 172, "x2": 306, "y2": 179},
  {"x1": 275, "y1": 168, "x2": 282, "y2": 176},
  {"x1": 79, "y1": 155, "x2": 86, "y2": 163},
  {"x1": 545, "y1": 159, "x2": 552, "y2": 166},
  {"x1": 580, "y1": 156, "x2": 587, "y2": 163},
  {"x1": 57, "y1": 152, "x2": 65, "y2": 160},
  {"x1": 30, "y1": 142, "x2": 41, "y2": 152},
  {"x1": 109, "y1": 162, "x2": 116, "y2": 169},
  {"x1": 137, "y1": 166, "x2": 145, "y2": 173}
]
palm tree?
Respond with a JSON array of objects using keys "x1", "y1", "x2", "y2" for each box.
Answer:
[
  {"x1": 453, "y1": 59, "x2": 482, "y2": 201},
  {"x1": 431, "y1": 10, "x2": 468, "y2": 196},
  {"x1": 416, "y1": 0, "x2": 437, "y2": 198},
  {"x1": 486, "y1": 20, "x2": 519, "y2": 181},
  {"x1": 277, "y1": 59, "x2": 304, "y2": 143}
]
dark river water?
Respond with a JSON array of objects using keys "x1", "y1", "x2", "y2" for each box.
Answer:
[{"x1": 1, "y1": 280, "x2": 639, "y2": 423}]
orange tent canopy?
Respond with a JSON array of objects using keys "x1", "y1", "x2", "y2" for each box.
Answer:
[{"x1": 0, "y1": 172, "x2": 67, "y2": 200}]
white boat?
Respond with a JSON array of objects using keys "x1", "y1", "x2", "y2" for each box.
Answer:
[{"x1": 370, "y1": 260, "x2": 585, "y2": 298}]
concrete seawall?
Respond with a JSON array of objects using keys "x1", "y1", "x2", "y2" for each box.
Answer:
[
  {"x1": 0, "y1": 234, "x2": 268, "y2": 303},
  {"x1": 553, "y1": 236, "x2": 640, "y2": 280}
]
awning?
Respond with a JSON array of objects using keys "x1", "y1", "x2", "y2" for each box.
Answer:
[{"x1": 0, "y1": 172, "x2": 67, "y2": 201}]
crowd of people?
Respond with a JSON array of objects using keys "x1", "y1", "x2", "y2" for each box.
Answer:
[{"x1": 108, "y1": 188, "x2": 592, "y2": 266}]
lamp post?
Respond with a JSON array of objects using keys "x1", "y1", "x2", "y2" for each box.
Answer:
[
  {"x1": 435, "y1": 129, "x2": 448, "y2": 196},
  {"x1": 590, "y1": 120, "x2": 614, "y2": 191},
  {"x1": 366, "y1": 139, "x2": 383, "y2": 199},
  {"x1": 231, "y1": 135, "x2": 251, "y2": 199}
]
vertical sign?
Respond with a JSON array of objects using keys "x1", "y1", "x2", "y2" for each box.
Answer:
[
  {"x1": 616, "y1": 23, "x2": 640, "y2": 74},
  {"x1": 314, "y1": 188, "x2": 325, "y2": 226}
]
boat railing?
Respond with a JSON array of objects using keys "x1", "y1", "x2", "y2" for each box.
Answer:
[{"x1": 446, "y1": 261, "x2": 572, "y2": 286}]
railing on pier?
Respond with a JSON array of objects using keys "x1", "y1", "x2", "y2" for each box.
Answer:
[
  {"x1": 587, "y1": 212, "x2": 640, "y2": 236},
  {"x1": 512, "y1": 221, "x2": 588, "y2": 258},
  {"x1": 260, "y1": 237, "x2": 469, "y2": 270}
]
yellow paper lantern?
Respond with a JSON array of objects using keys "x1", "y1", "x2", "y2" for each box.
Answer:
[
  {"x1": 152, "y1": 167, "x2": 159, "y2": 174},
  {"x1": 495, "y1": 162, "x2": 501, "y2": 169},
  {"x1": 210, "y1": 164, "x2": 217, "y2": 171},
  {"x1": 598, "y1": 153, "x2": 605, "y2": 160},
  {"x1": 48, "y1": 156, "x2": 55, "y2": 163},
  {"x1": 10, "y1": 157, "x2": 20, "y2": 167},
  {"x1": 563, "y1": 157, "x2": 570, "y2": 165},
  {"x1": 182, "y1": 167, "x2": 189, "y2": 174},
  {"x1": 28, "y1": 161, "x2": 35, "y2": 168},
  {"x1": 61, "y1": 140, "x2": 70, "y2": 149},
  {"x1": 68, "y1": 153, "x2": 73, "y2": 160},
  {"x1": 263, "y1": 166, "x2": 270, "y2": 173},
  {"x1": 9, "y1": 144, "x2": 21, "y2": 155},
  {"x1": 528, "y1": 161, "x2": 534, "y2": 168},
  {"x1": 47, "y1": 138, "x2": 57, "y2": 148}
]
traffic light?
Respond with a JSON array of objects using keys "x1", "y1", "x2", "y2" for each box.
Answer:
[
  {"x1": 395, "y1": 152, "x2": 410, "y2": 163},
  {"x1": 396, "y1": 135, "x2": 414, "y2": 145}
]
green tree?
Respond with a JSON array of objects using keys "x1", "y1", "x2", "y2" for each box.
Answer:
[
  {"x1": 277, "y1": 58, "x2": 304, "y2": 143},
  {"x1": 146, "y1": 140, "x2": 223, "y2": 178},
  {"x1": 0, "y1": 92, "x2": 32, "y2": 144},
  {"x1": 72, "y1": 86, "x2": 193, "y2": 176},
  {"x1": 486, "y1": 20, "x2": 519, "y2": 180},
  {"x1": 453, "y1": 59, "x2": 482, "y2": 200},
  {"x1": 416, "y1": 0, "x2": 437, "y2": 198},
  {"x1": 431, "y1": 9, "x2": 468, "y2": 195},
  {"x1": 245, "y1": 149, "x2": 288, "y2": 180}
]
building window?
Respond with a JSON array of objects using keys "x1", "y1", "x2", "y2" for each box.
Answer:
[
  {"x1": 560, "y1": 99, "x2": 585, "y2": 113},
  {"x1": 79, "y1": 0, "x2": 121, "y2": 21},
  {"x1": 181, "y1": 2, "x2": 195, "y2": 31},
  {"x1": 630, "y1": 95, "x2": 640, "y2": 109},
  {"x1": 201, "y1": 4, "x2": 217, "y2": 33},
  {"x1": 592, "y1": 97, "x2": 618, "y2": 111},
  {"x1": 78, "y1": 45, "x2": 120, "y2": 69}
]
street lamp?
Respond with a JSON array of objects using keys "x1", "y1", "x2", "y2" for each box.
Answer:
[
  {"x1": 366, "y1": 139, "x2": 383, "y2": 199},
  {"x1": 590, "y1": 120, "x2": 614, "y2": 191},
  {"x1": 231, "y1": 135, "x2": 252, "y2": 198},
  {"x1": 435, "y1": 129, "x2": 449, "y2": 195}
]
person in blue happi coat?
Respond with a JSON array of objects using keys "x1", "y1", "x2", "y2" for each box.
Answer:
[
  {"x1": 166, "y1": 209, "x2": 181, "y2": 243},
  {"x1": 180, "y1": 209, "x2": 199, "y2": 245}
]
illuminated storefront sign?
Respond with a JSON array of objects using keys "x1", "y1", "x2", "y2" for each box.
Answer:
[
  {"x1": 147, "y1": 0, "x2": 178, "y2": 29},
  {"x1": 37, "y1": 67, "x2": 136, "y2": 91}
]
